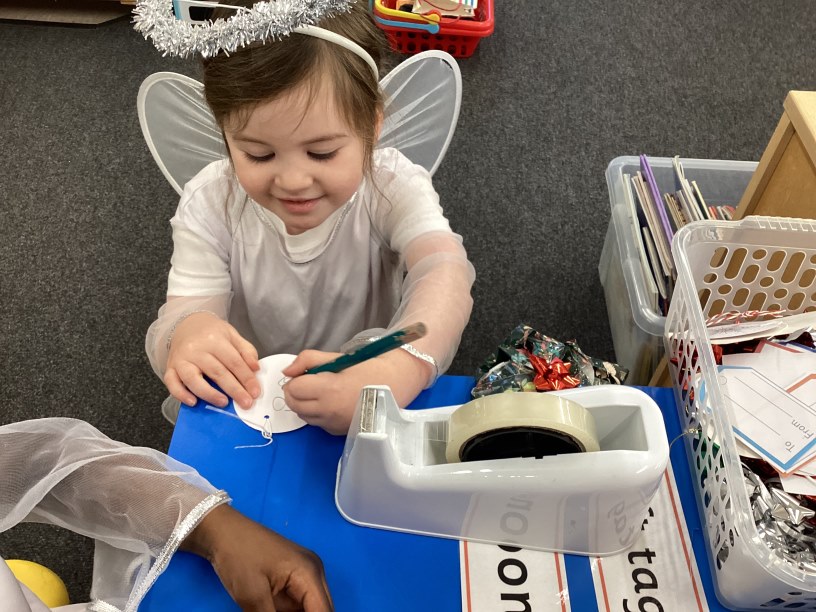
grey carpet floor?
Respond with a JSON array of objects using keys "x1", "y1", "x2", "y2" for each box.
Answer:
[{"x1": 1, "y1": 0, "x2": 815, "y2": 604}]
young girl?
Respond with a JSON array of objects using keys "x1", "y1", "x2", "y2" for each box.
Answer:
[{"x1": 145, "y1": 0, "x2": 475, "y2": 434}]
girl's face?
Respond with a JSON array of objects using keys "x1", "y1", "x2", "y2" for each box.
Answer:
[{"x1": 224, "y1": 82, "x2": 367, "y2": 235}]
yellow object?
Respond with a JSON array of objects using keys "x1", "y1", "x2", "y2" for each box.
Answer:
[{"x1": 6, "y1": 559, "x2": 70, "y2": 607}]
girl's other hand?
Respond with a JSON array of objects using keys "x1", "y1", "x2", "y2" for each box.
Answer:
[
  {"x1": 165, "y1": 312, "x2": 261, "y2": 409},
  {"x1": 281, "y1": 349, "x2": 428, "y2": 435}
]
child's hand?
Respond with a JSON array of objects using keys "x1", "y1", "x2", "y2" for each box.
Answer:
[
  {"x1": 281, "y1": 349, "x2": 430, "y2": 435},
  {"x1": 183, "y1": 504, "x2": 333, "y2": 612},
  {"x1": 166, "y1": 312, "x2": 261, "y2": 409}
]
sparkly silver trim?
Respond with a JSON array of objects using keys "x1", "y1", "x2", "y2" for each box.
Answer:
[
  {"x1": 399, "y1": 343, "x2": 439, "y2": 381},
  {"x1": 106, "y1": 490, "x2": 231, "y2": 612},
  {"x1": 134, "y1": 0, "x2": 353, "y2": 58},
  {"x1": 346, "y1": 336, "x2": 439, "y2": 386},
  {"x1": 89, "y1": 602, "x2": 124, "y2": 612}
]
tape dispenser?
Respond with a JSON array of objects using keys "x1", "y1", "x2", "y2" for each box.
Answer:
[{"x1": 335, "y1": 385, "x2": 669, "y2": 556}]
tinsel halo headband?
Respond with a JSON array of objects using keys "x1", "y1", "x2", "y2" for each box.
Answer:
[{"x1": 133, "y1": 0, "x2": 379, "y2": 78}]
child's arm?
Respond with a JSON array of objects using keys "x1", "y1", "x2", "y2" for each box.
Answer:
[
  {"x1": 182, "y1": 504, "x2": 332, "y2": 611},
  {"x1": 282, "y1": 151, "x2": 474, "y2": 434},
  {"x1": 282, "y1": 347, "x2": 430, "y2": 434},
  {"x1": 386, "y1": 230, "x2": 476, "y2": 381},
  {"x1": 145, "y1": 293, "x2": 231, "y2": 377},
  {"x1": 146, "y1": 294, "x2": 261, "y2": 410},
  {"x1": 147, "y1": 170, "x2": 265, "y2": 409},
  {"x1": 358, "y1": 149, "x2": 476, "y2": 382},
  {"x1": 1, "y1": 418, "x2": 332, "y2": 611},
  {"x1": 146, "y1": 165, "x2": 264, "y2": 409},
  {"x1": 282, "y1": 230, "x2": 474, "y2": 434},
  {"x1": 166, "y1": 309, "x2": 261, "y2": 409}
]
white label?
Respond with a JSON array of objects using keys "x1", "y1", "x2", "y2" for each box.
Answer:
[
  {"x1": 590, "y1": 467, "x2": 708, "y2": 612},
  {"x1": 460, "y1": 541, "x2": 570, "y2": 612}
]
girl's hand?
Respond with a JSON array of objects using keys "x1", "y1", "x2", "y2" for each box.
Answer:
[
  {"x1": 281, "y1": 349, "x2": 429, "y2": 435},
  {"x1": 183, "y1": 504, "x2": 333, "y2": 612},
  {"x1": 165, "y1": 312, "x2": 261, "y2": 409}
]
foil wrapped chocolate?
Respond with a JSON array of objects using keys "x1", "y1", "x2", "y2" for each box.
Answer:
[{"x1": 472, "y1": 324, "x2": 628, "y2": 398}]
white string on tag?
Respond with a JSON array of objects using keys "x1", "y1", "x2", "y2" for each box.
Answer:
[
  {"x1": 235, "y1": 414, "x2": 274, "y2": 449},
  {"x1": 669, "y1": 426, "x2": 702, "y2": 450},
  {"x1": 200, "y1": 404, "x2": 274, "y2": 449}
]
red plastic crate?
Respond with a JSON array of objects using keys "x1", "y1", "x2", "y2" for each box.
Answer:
[{"x1": 373, "y1": 0, "x2": 494, "y2": 58}]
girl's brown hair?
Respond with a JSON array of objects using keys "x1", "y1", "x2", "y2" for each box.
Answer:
[{"x1": 202, "y1": 1, "x2": 388, "y2": 176}]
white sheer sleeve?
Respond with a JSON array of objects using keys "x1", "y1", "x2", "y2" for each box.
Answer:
[
  {"x1": 145, "y1": 293, "x2": 233, "y2": 379},
  {"x1": 146, "y1": 163, "x2": 239, "y2": 379},
  {"x1": 341, "y1": 150, "x2": 475, "y2": 385},
  {"x1": 389, "y1": 231, "x2": 475, "y2": 382},
  {"x1": 0, "y1": 418, "x2": 229, "y2": 612},
  {"x1": 343, "y1": 231, "x2": 474, "y2": 385}
]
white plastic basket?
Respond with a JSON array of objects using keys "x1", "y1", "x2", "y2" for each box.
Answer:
[{"x1": 664, "y1": 216, "x2": 816, "y2": 610}]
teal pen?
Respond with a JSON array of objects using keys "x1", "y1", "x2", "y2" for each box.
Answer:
[{"x1": 303, "y1": 322, "x2": 427, "y2": 375}]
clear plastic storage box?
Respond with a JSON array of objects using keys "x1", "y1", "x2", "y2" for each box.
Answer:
[
  {"x1": 599, "y1": 156, "x2": 758, "y2": 384},
  {"x1": 665, "y1": 217, "x2": 816, "y2": 610}
]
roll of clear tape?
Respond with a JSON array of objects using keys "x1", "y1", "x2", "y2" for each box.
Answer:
[{"x1": 445, "y1": 392, "x2": 600, "y2": 463}]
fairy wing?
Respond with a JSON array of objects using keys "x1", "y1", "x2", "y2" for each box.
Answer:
[
  {"x1": 377, "y1": 50, "x2": 461, "y2": 176},
  {"x1": 137, "y1": 71, "x2": 227, "y2": 195},
  {"x1": 137, "y1": 51, "x2": 461, "y2": 194}
]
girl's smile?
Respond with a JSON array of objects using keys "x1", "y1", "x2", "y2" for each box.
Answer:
[
  {"x1": 278, "y1": 197, "x2": 322, "y2": 215},
  {"x1": 224, "y1": 80, "x2": 367, "y2": 236}
]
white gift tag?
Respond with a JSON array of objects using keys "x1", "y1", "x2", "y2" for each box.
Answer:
[
  {"x1": 719, "y1": 365, "x2": 816, "y2": 474},
  {"x1": 235, "y1": 354, "x2": 307, "y2": 434}
]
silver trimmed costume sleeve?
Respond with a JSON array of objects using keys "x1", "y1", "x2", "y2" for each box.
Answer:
[
  {"x1": 0, "y1": 418, "x2": 229, "y2": 612},
  {"x1": 342, "y1": 230, "x2": 475, "y2": 386}
]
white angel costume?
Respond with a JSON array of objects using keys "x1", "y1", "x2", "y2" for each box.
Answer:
[
  {"x1": 0, "y1": 418, "x2": 228, "y2": 612},
  {"x1": 140, "y1": 51, "x2": 475, "y2": 391}
]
